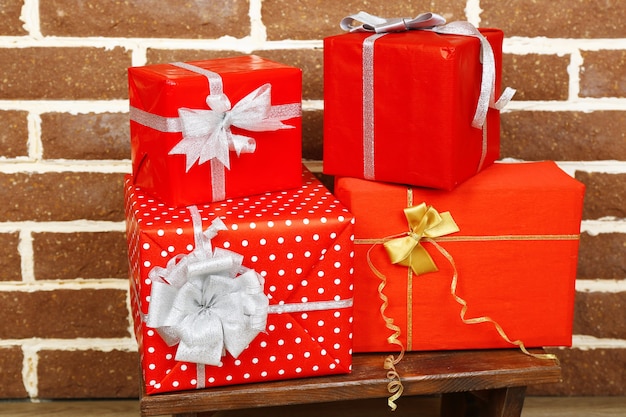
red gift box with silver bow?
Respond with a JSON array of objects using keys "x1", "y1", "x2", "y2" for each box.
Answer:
[
  {"x1": 125, "y1": 168, "x2": 355, "y2": 395},
  {"x1": 128, "y1": 55, "x2": 302, "y2": 207},
  {"x1": 323, "y1": 12, "x2": 514, "y2": 190}
]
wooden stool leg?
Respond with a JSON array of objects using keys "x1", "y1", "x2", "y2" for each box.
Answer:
[
  {"x1": 484, "y1": 386, "x2": 527, "y2": 417},
  {"x1": 440, "y1": 386, "x2": 526, "y2": 417}
]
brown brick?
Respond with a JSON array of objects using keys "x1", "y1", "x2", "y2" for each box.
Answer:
[
  {"x1": 0, "y1": 347, "x2": 28, "y2": 399},
  {"x1": 580, "y1": 50, "x2": 626, "y2": 98},
  {"x1": 263, "y1": 0, "x2": 467, "y2": 40},
  {"x1": 146, "y1": 49, "x2": 323, "y2": 100},
  {"x1": 37, "y1": 349, "x2": 139, "y2": 399},
  {"x1": 39, "y1": 0, "x2": 249, "y2": 39},
  {"x1": 0, "y1": 232, "x2": 21, "y2": 282},
  {"x1": 41, "y1": 113, "x2": 130, "y2": 160},
  {"x1": 0, "y1": 47, "x2": 131, "y2": 100},
  {"x1": 578, "y1": 233, "x2": 626, "y2": 280},
  {"x1": 575, "y1": 172, "x2": 626, "y2": 220},
  {"x1": 303, "y1": 110, "x2": 323, "y2": 160},
  {"x1": 145, "y1": 49, "x2": 241, "y2": 65},
  {"x1": 503, "y1": 54, "x2": 569, "y2": 101},
  {"x1": 573, "y1": 292, "x2": 626, "y2": 339},
  {"x1": 0, "y1": 111, "x2": 29, "y2": 158},
  {"x1": 0, "y1": 289, "x2": 130, "y2": 339},
  {"x1": 528, "y1": 348, "x2": 626, "y2": 395},
  {"x1": 501, "y1": 111, "x2": 626, "y2": 161},
  {"x1": 0, "y1": 172, "x2": 125, "y2": 222},
  {"x1": 0, "y1": 0, "x2": 26, "y2": 35},
  {"x1": 33, "y1": 232, "x2": 129, "y2": 280},
  {"x1": 481, "y1": 0, "x2": 625, "y2": 38}
]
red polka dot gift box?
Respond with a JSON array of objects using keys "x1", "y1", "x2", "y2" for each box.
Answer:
[
  {"x1": 125, "y1": 168, "x2": 355, "y2": 395},
  {"x1": 128, "y1": 55, "x2": 302, "y2": 208}
]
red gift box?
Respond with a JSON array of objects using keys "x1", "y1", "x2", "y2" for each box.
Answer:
[
  {"x1": 125, "y1": 168, "x2": 355, "y2": 395},
  {"x1": 129, "y1": 55, "x2": 302, "y2": 207},
  {"x1": 334, "y1": 161, "x2": 585, "y2": 353},
  {"x1": 323, "y1": 23, "x2": 507, "y2": 190}
]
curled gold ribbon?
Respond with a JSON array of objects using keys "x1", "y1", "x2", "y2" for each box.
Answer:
[{"x1": 367, "y1": 200, "x2": 559, "y2": 410}]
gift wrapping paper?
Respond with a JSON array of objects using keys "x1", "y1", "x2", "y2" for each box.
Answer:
[
  {"x1": 125, "y1": 168, "x2": 355, "y2": 395},
  {"x1": 323, "y1": 20, "x2": 507, "y2": 191},
  {"x1": 129, "y1": 55, "x2": 302, "y2": 207},
  {"x1": 334, "y1": 161, "x2": 585, "y2": 353}
]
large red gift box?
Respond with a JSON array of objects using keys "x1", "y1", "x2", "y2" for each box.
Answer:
[
  {"x1": 334, "y1": 161, "x2": 585, "y2": 353},
  {"x1": 323, "y1": 24, "x2": 507, "y2": 191},
  {"x1": 125, "y1": 168, "x2": 355, "y2": 395},
  {"x1": 129, "y1": 55, "x2": 302, "y2": 207}
]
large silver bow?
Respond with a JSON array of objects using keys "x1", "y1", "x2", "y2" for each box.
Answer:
[
  {"x1": 146, "y1": 216, "x2": 269, "y2": 366},
  {"x1": 340, "y1": 11, "x2": 516, "y2": 129},
  {"x1": 341, "y1": 11, "x2": 446, "y2": 33},
  {"x1": 169, "y1": 83, "x2": 294, "y2": 172}
]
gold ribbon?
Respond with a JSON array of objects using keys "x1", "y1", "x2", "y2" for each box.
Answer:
[
  {"x1": 383, "y1": 203, "x2": 460, "y2": 275},
  {"x1": 367, "y1": 198, "x2": 561, "y2": 410}
]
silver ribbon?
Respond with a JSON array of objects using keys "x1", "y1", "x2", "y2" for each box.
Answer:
[
  {"x1": 341, "y1": 12, "x2": 516, "y2": 178},
  {"x1": 146, "y1": 208, "x2": 269, "y2": 366},
  {"x1": 130, "y1": 61, "x2": 301, "y2": 201},
  {"x1": 144, "y1": 206, "x2": 355, "y2": 377}
]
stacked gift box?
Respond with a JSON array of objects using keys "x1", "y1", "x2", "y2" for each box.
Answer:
[
  {"x1": 124, "y1": 11, "x2": 585, "y2": 398},
  {"x1": 323, "y1": 12, "x2": 585, "y2": 355},
  {"x1": 125, "y1": 56, "x2": 355, "y2": 395}
]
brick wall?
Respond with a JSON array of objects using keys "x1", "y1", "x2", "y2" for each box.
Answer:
[{"x1": 0, "y1": 0, "x2": 624, "y2": 399}]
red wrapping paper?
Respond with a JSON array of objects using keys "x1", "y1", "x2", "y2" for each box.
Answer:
[
  {"x1": 125, "y1": 168, "x2": 354, "y2": 395},
  {"x1": 334, "y1": 161, "x2": 585, "y2": 352},
  {"x1": 323, "y1": 28, "x2": 504, "y2": 190},
  {"x1": 129, "y1": 55, "x2": 302, "y2": 207}
]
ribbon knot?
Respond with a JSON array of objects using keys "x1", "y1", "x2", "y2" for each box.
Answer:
[
  {"x1": 146, "y1": 213, "x2": 269, "y2": 366},
  {"x1": 383, "y1": 202, "x2": 459, "y2": 275},
  {"x1": 340, "y1": 11, "x2": 516, "y2": 130},
  {"x1": 170, "y1": 83, "x2": 294, "y2": 172}
]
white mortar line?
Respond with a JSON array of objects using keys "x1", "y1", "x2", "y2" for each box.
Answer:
[
  {"x1": 3, "y1": 338, "x2": 138, "y2": 351},
  {"x1": 20, "y1": 0, "x2": 41, "y2": 39},
  {"x1": 0, "y1": 220, "x2": 126, "y2": 233},
  {"x1": 572, "y1": 335, "x2": 626, "y2": 350},
  {"x1": 465, "y1": 0, "x2": 482, "y2": 27},
  {"x1": 581, "y1": 220, "x2": 626, "y2": 235},
  {"x1": 568, "y1": 49, "x2": 583, "y2": 100},
  {"x1": 504, "y1": 98, "x2": 626, "y2": 111},
  {"x1": 21, "y1": 345, "x2": 39, "y2": 399},
  {"x1": 556, "y1": 161, "x2": 626, "y2": 176},
  {"x1": 249, "y1": 0, "x2": 267, "y2": 45},
  {"x1": 504, "y1": 37, "x2": 626, "y2": 54},
  {"x1": 18, "y1": 229, "x2": 35, "y2": 284},
  {"x1": 26, "y1": 112, "x2": 42, "y2": 160},
  {"x1": 576, "y1": 279, "x2": 626, "y2": 293},
  {"x1": 0, "y1": 160, "x2": 132, "y2": 173},
  {"x1": 0, "y1": 278, "x2": 130, "y2": 292}
]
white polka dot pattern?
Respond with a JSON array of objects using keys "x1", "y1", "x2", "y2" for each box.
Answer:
[{"x1": 124, "y1": 169, "x2": 355, "y2": 395}]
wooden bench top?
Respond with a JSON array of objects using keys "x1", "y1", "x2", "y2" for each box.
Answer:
[{"x1": 140, "y1": 348, "x2": 561, "y2": 417}]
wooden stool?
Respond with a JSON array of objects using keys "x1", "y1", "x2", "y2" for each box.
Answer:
[{"x1": 140, "y1": 348, "x2": 561, "y2": 417}]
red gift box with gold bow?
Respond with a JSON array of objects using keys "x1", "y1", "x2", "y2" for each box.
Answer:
[
  {"x1": 125, "y1": 168, "x2": 354, "y2": 395},
  {"x1": 128, "y1": 55, "x2": 302, "y2": 207},
  {"x1": 324, "y1": 12, "x2": 513, "y2": 190},
  {"x1": 334, "y1": 161, "x2": 585, "y2": 353}
]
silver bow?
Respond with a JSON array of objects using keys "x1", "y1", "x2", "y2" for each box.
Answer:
[
  {"x1": 169, "y1": 83, "x2": 294, "y2": 172},
  {"x1": 340, "y1": 11, "x2": 446, "y2": 33},
  {"x1": 146, "y1": 214, "x2": 269, "y2": 366},
  {"x1": 340, "y1": 11, "x2": 516, "y2": 129}
]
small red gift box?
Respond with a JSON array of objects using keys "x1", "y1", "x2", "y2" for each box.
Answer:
[
  {"x1": 334, "y1": 161, "x2": 585, "y2": 353},
  {"x1": 129, "y1": 55, "x2": 302, "y2": 207},
  {"x1": 125, "y1": 168, "x2": 355, "y2": 395},
  {"x1": 324, "y1": 15, "x2": 510, "y2": 190}
]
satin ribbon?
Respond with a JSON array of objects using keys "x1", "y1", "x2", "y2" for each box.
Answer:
[
  {"x1": 367, "y1": 196, "x2": 560, "y2": 410},
  {"x1": 146, "y1": 208, "x2": 269, "y2": 366},
  {"x1": 129, "y1": 61, "x2": 301, "y2": 201},
  {"x1": 383, "y1": 203, "x2": 460, "y2": 275},
  {"x1": 341, "y1": 12, "x2": 516, "y2": 179}
]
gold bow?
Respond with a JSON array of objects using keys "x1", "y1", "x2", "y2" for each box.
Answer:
[{"x1": 383, "y1": 203, "x2": 459, "y2": 275}]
